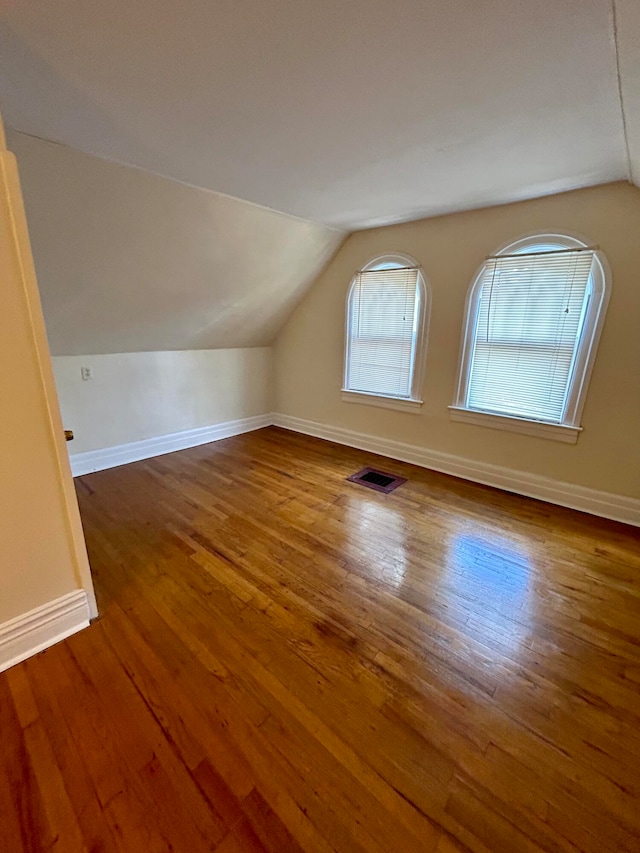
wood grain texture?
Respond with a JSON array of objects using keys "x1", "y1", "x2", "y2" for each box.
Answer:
[{"x1": 1, "y1": 426, "x2": 639, "y2": 852}]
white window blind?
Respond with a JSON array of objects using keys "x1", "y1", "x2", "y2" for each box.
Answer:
[
  {"x1": 466, "y1": 247, "x2": 595, "y2": 423},
  {"x1": 346, "y1": 267, "x2": 420, "y2": 398}
]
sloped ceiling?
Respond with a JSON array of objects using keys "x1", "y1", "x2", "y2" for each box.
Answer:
[
  {"x1": 9, "y1": 131, "x2": 343, "y2": 355},
  {"x1": 0, "y1": 0, "x2": 636, "y2": 231},
  {"x1": 616, "y1": 0, "x2": 640, "y2": 185},
  {"x1": 2, "y1": 0, "x2": 639, "y2": 359}
]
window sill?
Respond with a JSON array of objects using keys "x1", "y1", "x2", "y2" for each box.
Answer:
[
  {"x1": 448, "y1": 406, "x2": 581, "y2": 444},
  {"x1": 342, "y1": 390, "x2": 423, "y2": 413}
]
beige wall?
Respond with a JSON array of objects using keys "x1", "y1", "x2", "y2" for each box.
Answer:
[
  {"x1": 274, "y1": 182, "x2": 640, "y2": 499},
  {"x1": 0, "y1": 119, "x2": 95, "y2": 625},
  {"x1": 54, "y1": 348, "x2": 272, "y2": 454}
]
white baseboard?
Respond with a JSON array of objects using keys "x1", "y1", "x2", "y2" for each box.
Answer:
[
  {"x1": 0, "y1": 590, "x2": 90, "y2": 674},
  {"x1": 69, "y1": 413, "x2": 272, "y2": 476},
  {"x1": 272, "y1": 413, "x2": 640, "y2": 527},
  {"x1": 67, "y1": 409, "x2": 639, "y2": 526}
]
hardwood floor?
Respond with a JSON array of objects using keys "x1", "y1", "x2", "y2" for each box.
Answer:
[{"x1": 2, "y1": 426, "x2": 640, "y2": 852}]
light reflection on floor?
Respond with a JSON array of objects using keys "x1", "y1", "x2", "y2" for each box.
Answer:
[
  {"x1": 447, "y1": 529, "x2": 531, "y2": 603},
  {"x1": 444, "y1": 525, "x2": 534, "y2": 655},
  {"x1": 345, "y1": 494, "x2": 409, "y2": 587},
  {"x1": 344, "y1": 491, "x2": 537, "y2": 657}
]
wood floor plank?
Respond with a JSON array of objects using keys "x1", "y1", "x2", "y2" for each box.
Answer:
[
  {"x1": 11, "y1": 658, "x2": 123, "y2": 853},
  {"x1": 0, "y1": 676, "x2": 56, "y2": 852},
  {"x1": 2, "y1": 426, "x2": 639, "y2": 851}
]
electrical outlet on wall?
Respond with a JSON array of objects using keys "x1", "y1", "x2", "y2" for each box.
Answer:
[{"x1": 81, "y1": 366, "x2": 93, "y2": 381}]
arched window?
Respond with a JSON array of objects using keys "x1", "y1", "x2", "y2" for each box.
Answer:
[
  {"x1": 343, "y1": 254, "x2": 428, "y2": 412},
  {"x1": 450, "y1": 234, "x2": 610, "y2": 443}
]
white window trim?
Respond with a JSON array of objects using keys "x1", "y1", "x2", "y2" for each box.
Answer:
[
  {"x1": 342, "y1": 390, "x2": 424, "y2": 412},
  {"x1": 342, "y1": 253, "x2": 429, "y2": 414},
  {"x1": 448, "y1": 406, "x2": 582, "y2": 443},
  {"x1": 451, "y1": 233, "x2": 610, "y2": 442}
]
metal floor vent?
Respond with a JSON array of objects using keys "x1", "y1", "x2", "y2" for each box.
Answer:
[{"x1": 347, "y1": 467, "x2": 407, "y2": 494}]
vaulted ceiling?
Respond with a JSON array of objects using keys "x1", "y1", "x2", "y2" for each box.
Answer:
[
  {"x1": 2, "y1": 0, "x2": 639, "y2": 231},
  {"x1": 8, "y1": 130, "x2": 342, "y2": 355}
]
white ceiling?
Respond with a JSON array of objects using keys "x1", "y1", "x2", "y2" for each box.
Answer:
[{"x1": 1, "y1": 0, "x2": 637, "y2": 230}]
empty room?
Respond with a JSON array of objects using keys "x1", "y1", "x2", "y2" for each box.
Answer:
[{"x1": 1, "y1": 1, "x2": 640, "y2": 851}]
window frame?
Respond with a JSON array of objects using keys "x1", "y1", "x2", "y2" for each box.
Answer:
[
  {"x1": 342, "y1": 253, "x2": 429, "y2": 413},
  {"x1": 449, "y1": 233, "x2": 610, "y2": 444}
]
